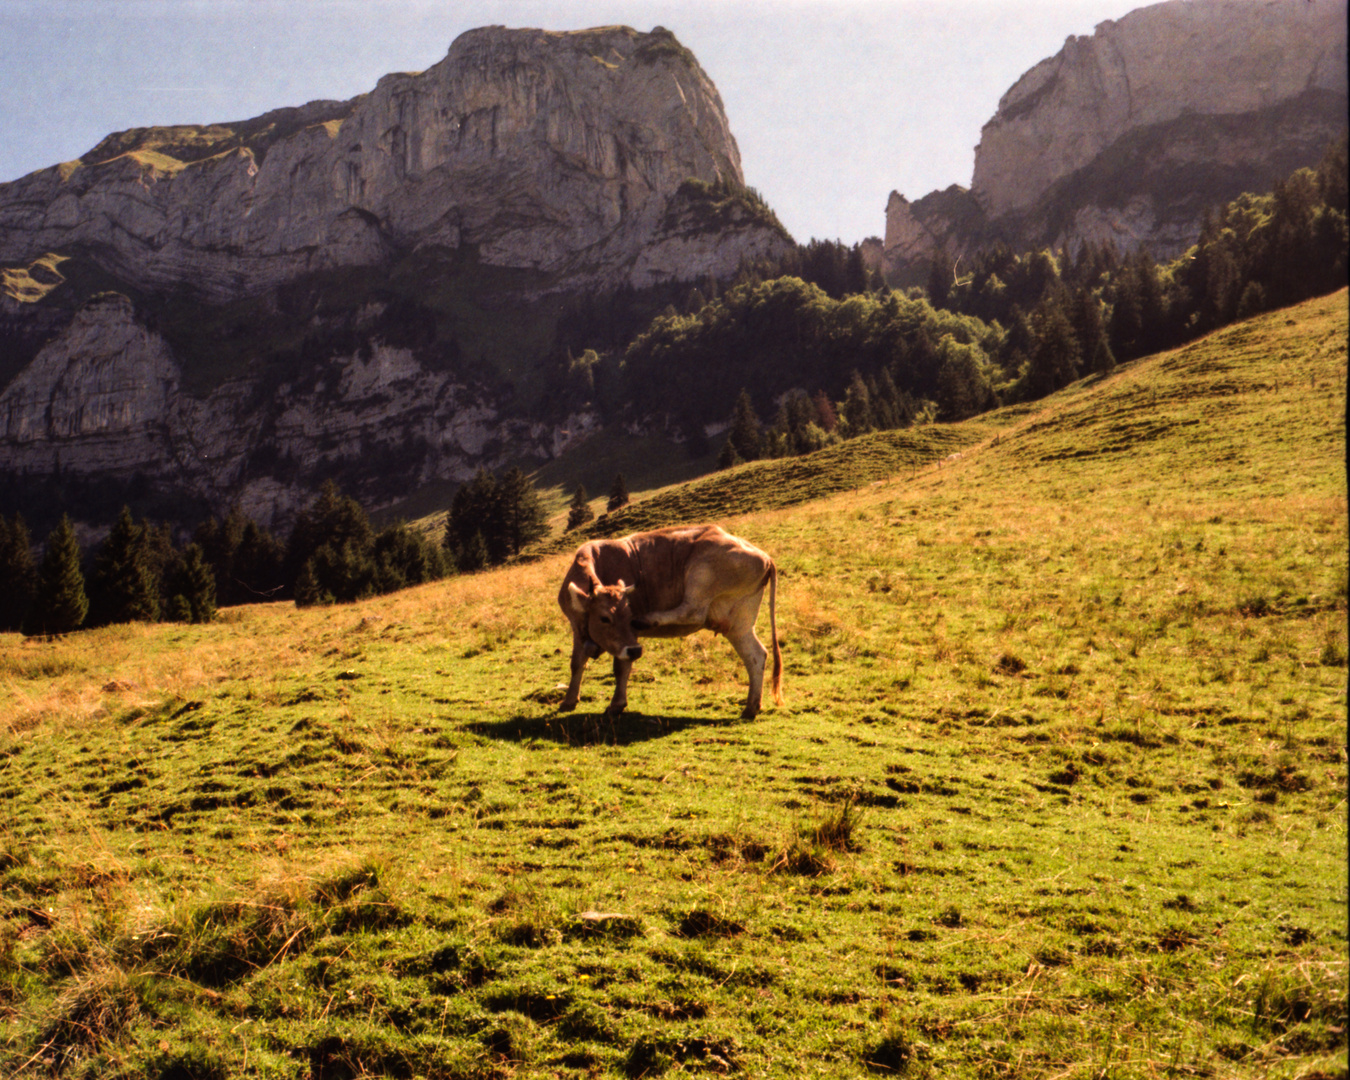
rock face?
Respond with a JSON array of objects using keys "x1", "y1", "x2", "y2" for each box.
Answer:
[
  {"x1": 0, "y1": 25, "x2": 779, "y2": 299},
  {"x1": 0, "y1": 25, "x2": 792, "y2": 529},
  {"x1": 882, "y1": 0, "x2": 1348, "y2": 279},
  {"x1": 0, "y1": 288, "x2": 600, "y2": 527}
]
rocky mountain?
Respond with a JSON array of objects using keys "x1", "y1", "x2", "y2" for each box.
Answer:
[
  {"x1": 0, "y1": 25, "x2": 792, "y2": 531},
  {"x1": 880, "y1": 0, "x2": 1348, "y2": 281}
]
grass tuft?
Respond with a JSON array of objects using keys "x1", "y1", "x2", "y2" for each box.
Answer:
[
  {"x1": 865, "y1": 1024, "x2": 924, "y2": 1074},
  {"x1": 37, "y1": 965, "x2": 145, "y2": 1072}
]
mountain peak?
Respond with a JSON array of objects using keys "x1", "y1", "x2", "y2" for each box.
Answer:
[{"x1": 881, "y1": 0, "x2": 1348, "y2": 281}]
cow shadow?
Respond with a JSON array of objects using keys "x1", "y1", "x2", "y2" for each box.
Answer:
[{"x1": 466, "y1": 708, "x2": 749, "y2": 747}]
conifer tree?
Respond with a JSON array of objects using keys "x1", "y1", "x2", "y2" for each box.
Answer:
[
  {"x1": 717, "y1": 440, "x2": 743, "y2": 470},
  {"x1": 196, "y1": 508, "x2": 285, "y2": 607},
  {"x1": 1026, "y1": 294, "x2": 1082, "y2": 399},
  {"x1": 607, "y1": 473, "x2": 630, "y2": 512},
  {"x1": 1108, "y1": 264, "x2": 1143, "y2": 360},
  {"x1": 373, "y1": 522, "x2": 446, "y2": 593},
  {"x1": 926, "y1": 245, "x2": 953, "y2": 310},
  {"x1": 140, "y1": 520, "x2": 177, "y2": 615},
  {"x1": 0, "y1": 514, "x2": 37, "y2": 632},
  {"x1": 1185, "y1": 210, "x2": 1239, "y2": 332},
  {"x1": 1236, "y1": 280, "x2": 1267, "y2": 320},
  {"x1": 444, "y1": 470, "x2": 499, "y2": 567},
  {"x1": 293, "y1": 558, "x2": 328, "y2": 607},
  {"x1": 457, "y1": 531, "x2": 490, "y2": 573},
  {"x1": 444, "y1": 467, "x2": 548, "y2": 568},
  {"x1": 1132, "y1": 251, "x2": 1167, "y2": 355},
  {"x1": 840, "y1": 371, "x2": 875, "y2": 436},
  {"x1": 24, "y1": 515, "x2": 88, "y2": 636},
  {"x1": 934, "y1": 336, "x2": 992, "y2": 420},
  {"x1": 87, "y1": 506, "x2": 160, "y2": 626},
  {"x1": 727, "y1": 389, "x2": 762, "y2": 462},
  {"x1": 495, "y1": 467, "x2": 549, "y2": 559},
  {"x1": 285, "y1": 482, "x2": 375, "y2": 602},
  {"x1": 871, "y1": 368, "x2": 908, "y2": 430},
  {"x1": 309, "y1": 539, "x2": 377, "y2": 603},
  {"x1": 844, "y1": 243, "x2": 870, "y2": 296},
  {"x1": 233, "y1": 518, "x2": 285, "y2": 603},
  {"x1": 1069, "y1": 286, "x2": 1115, "y2": 375},
  {"x1": 566, "y1": 485, "x2": 594, "y2": 531},
  {"x1": 167, "y1": 543, "x2": 217, "y2": 623},
  {"x1": 286, "y1": 483, "x2": 372, "y2": 581}
]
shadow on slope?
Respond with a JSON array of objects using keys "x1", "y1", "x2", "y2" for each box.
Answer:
[{"x1": 466, "y1": 708, "x2": 749, "y2": 747}]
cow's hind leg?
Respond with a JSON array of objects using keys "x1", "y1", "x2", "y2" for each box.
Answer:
[
  {"x1": 727, "y1": 625, "x2": 768, "y2": 719},
  {"x1": 721, "y1": 588, "x2": 769, "y2": 718},
  {"x1": 633, "y1": 561, "x2": 720, "y2": 631}
]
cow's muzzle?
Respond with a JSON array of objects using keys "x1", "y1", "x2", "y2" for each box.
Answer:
[{"x1": 621, "y1": 645, "x2": 644, "y2": 661}]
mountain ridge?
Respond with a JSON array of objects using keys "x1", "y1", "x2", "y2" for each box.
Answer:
[
  {"x1": 0, "y1": 24, "x2": 787, "y2": 302},
  {"x1": 879, "y1": 0, "x2": 1348, "y2": 280},
  {"x1": 0, "y1": 24, "x2": 792, "y2": 529}
]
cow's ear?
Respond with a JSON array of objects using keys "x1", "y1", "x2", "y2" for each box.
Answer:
[
  {"x1": 616, "y1": 578, "x2": 636, "y2": 597},
  {"x1": 567, "y1": 582, "x2": 590, "y2": 614}
]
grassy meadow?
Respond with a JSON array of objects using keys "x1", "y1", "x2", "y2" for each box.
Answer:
[{"x1": 1, "y1": 292, "x2": 1346, "y2": 1079}]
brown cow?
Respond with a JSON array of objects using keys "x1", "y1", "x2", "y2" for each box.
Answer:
[{"x1": 558, "y1": 525, "x2": 783, "y2": 719}]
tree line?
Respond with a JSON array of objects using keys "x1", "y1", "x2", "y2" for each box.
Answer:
[
  {"x1": 0, "y1": 509, "x2": 217, "y2": 637},
  {"x1": 596, "y1": 135, "x2": 1348, "y2": 464},
  {"x1": 6, "y1": 139, "x2": 1343, "y2": 630},
  {"x1": 931, "y1": 133, "x2": 1347, "y2": 390},
  {"x1": 0, "y1": 467, "x2": 563, "y2": 635}
]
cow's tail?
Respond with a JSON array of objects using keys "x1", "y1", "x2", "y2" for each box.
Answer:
[{"x1": 768, "y1": 561, "x2": 784, "y2": 706}]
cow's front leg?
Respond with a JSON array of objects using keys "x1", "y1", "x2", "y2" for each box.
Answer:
[
  {"x1": 560, "y1": 634, "x2": 590, "y2": 711},
  {"x1": 606, "y1": 656, "x2": 632, "y2": 717}
]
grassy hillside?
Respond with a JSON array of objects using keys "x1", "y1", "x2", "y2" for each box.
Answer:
[
  {"x1": 2, "y1": 292, "x2": 1345, "y2": 1079},
  {"x1": 528, "y1": 424, "x2": 980, "y2": 548}
]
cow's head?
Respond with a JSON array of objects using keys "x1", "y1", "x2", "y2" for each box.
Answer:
[{"x1": 568, "y1": 580, "x2": 644, "y2": 661}]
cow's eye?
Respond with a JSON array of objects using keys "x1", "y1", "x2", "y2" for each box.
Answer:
[{"x1": 599, "y1": 615, "x2": 612, "y2": 624}]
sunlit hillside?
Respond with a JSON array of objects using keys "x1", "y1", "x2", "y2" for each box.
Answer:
[{"x1": 2, "y1": 291, "x2": 1345, "y2": 1079}]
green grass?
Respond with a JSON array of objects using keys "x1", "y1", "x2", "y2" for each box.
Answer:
[
  {"x1": 538, "y1": 424, "x2": 979, "y2": 551},
  {"x1": 1, "y1": 292, "x2": 1345, "y2": 1078}
]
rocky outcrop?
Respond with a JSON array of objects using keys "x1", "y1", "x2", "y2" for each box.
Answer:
[
  {"x1": 883, "y1": 187, "x2": 985, "y2": 270},
  {"x1": 0, "y1": 290, "x2": 599, "y2": 527},
  {"x1": 882, "y1": 0, "x2": 1348, "y2": 279},
  {"x1": 0, "y1": 25, "x2": 783, "y2": 300},
  {"x1": 0, "y1": 25, "x2": 793, "y2": 530}
]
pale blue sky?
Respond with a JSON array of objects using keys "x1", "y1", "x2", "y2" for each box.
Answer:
[{"x1": 0, "y1": 0, "x2": 1134, "y2": 245}]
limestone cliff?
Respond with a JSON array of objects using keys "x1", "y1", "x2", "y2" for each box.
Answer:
[
  {"x1": 0, "y1": 25, "x2": 784, "y2": 298},
  {"x1": 0, "y1": 25, "x2": 792, "y2": 529},
  {"x1": 883, "y1": 0, "x2": 1348, "y2": 279},
  {"x1": 0, "y1": 290, "x2": 602, "y2": 528}
]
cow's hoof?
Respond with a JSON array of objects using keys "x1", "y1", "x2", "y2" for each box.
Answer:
[
  {"x1": 605, "y1": 703, "x2": 627, "y2": 719},
  {"x1": 740, "y1": 706, "x2": 760, "y2": 720},
  {"x1": 559, "y1": 701, "x2": 578, "y2": 713}
]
